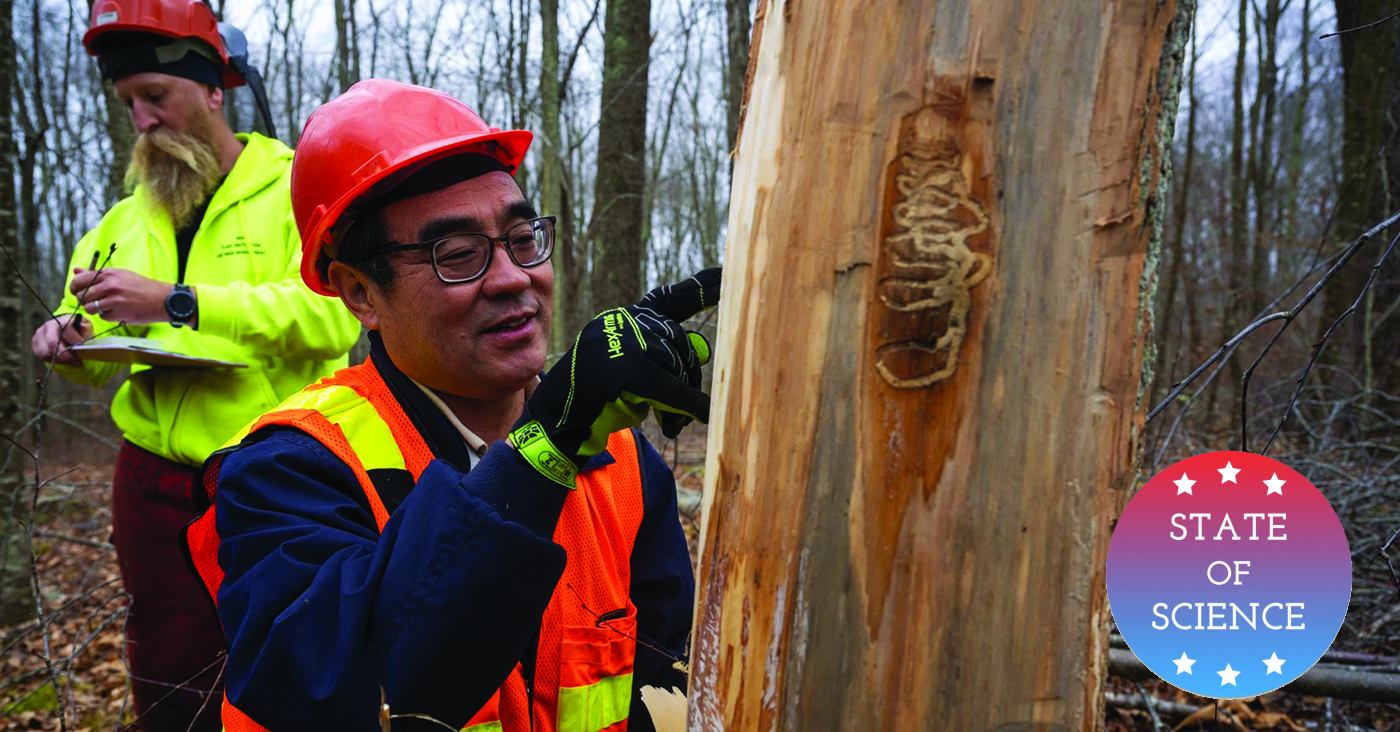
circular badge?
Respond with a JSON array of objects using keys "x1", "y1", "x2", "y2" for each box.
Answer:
[{"x1": 1107, "y1": 451, "x2": 1351, "y2": 698}]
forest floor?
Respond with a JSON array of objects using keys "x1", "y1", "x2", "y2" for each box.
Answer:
[{"x1": 0, "y1": 432, "x2": 1396, "y2": 730}]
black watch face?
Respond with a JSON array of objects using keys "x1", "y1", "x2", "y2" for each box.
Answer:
[{"x1": 167, "y1": 291, "x2": 197, "y2": 320}]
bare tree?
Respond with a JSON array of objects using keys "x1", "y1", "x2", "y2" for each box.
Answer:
[
  {"x1": 1213, "y1": 0, "x2": 1250, "y2": 421},
  {"x1": 1324, "y1": 0, "x2": 1400, "y2": 399},
  {"x1": 723, "y1": 0, "x2": 749, "y2": 181},
  {"x1": 333, "y1": 0, "x2": 361, "y2": 93},
  {"x1": 1, "y1": 0, "x2": 36, "y2": 627},
  {"x1": 1280, "y1": 0, "x2": 1312, "y2": 241},
  {"x1": 1249, "y1": 0, "x2": 1282, "y2": 317},
  {"x1": 589, "y1": 0, "x2": 651, "y2": 308}
]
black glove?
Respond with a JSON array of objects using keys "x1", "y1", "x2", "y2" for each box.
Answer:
[{"x1": 510, "y1": 268, "x2": 721, "y2": 488}]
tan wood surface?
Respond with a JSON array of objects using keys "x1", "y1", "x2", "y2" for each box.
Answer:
[{"x1": 690, "y1": 1, "x2": 1188, "y2": 729}]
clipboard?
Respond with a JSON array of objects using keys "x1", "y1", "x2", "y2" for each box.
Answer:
[{"x1": 70, "y1": 336, "x2": 248, "y2": 368}]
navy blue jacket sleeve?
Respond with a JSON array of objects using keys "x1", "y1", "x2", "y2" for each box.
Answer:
[
  {"x1": 626, "y1": 433, "x2": 695, "y2": 732},
  {"x1": 214, "y1": 430, "x2": 568, "y2": 731}
]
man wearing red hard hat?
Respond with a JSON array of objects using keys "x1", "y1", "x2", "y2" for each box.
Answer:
[
  {"x1": 183, "y1": 78, "x2": 717, "y2": 731},
  {"x1": 29, "y1": 2, "x2": 360, "y2": 729}
]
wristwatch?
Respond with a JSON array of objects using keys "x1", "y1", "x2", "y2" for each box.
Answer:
[{"x1": 165, "y1": 283, "x2": 197, "y2": 328}]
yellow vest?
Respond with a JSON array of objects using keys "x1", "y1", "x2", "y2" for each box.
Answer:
[{"x1": 55, "y1": 133, "x2": 361, "y2": 465}]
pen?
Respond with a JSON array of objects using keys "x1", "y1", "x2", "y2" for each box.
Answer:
[{"x1": 72, "y1": 250, "x2": 100, "y2": 333}]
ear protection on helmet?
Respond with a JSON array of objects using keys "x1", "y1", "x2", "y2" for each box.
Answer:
[{"x1": 218, "y1": 22, "x2": 276, "y2": 138}]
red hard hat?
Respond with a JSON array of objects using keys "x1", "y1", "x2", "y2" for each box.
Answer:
[
  {"x1": 292, "y1": 79, "x2": 532, "y2": 296},
  {"x1": 83, "y1": 0, "x2": 243, "y2": 88}
]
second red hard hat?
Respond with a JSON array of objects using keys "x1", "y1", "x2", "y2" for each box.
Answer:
[{"x1": 83, "y1": 0, "x2": 243, "y2": 88}]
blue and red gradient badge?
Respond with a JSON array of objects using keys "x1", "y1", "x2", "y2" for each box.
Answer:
[{"x1": 1107, "y1": 451, "x2": 1351, "y2": 698}]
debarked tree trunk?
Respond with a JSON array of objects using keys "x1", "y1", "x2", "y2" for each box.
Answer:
[{"x1": 689, "y1": 0, "x2": 1192, "y2": 729}]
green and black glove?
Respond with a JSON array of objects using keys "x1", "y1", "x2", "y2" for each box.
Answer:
[{"x1": 510, "y1": 267, "x2": 721, "y2": 488}]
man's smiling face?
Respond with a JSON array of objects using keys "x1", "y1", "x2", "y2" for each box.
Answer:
[{"x1": 367, "y1": 171, "x2": 555, "y2": 399}]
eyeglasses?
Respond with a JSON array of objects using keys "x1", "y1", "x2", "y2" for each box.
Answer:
[{"x1": 380, "y1": 215, "x2": 556, "y2": 284}]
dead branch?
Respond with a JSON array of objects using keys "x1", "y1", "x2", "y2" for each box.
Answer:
[
  {"x1": 1258, "y1": 228, "x2": 1400, "y2": 454},
  {"x1": 1319, "y1": 9, "x2": 1400, "y2": 39},
  {"x1": 32, "y1": 530, "x2": 110, "y2": 550},
  {"x1": 1104, "y1": 691, "x2": 1202, "y2": 721},
  {"x1": 1148, "y1": 208, "x2": 1400, "y2": 426},
  {"x1": 1109, "y1": 648, "x2": 1400, "y2": 703}
]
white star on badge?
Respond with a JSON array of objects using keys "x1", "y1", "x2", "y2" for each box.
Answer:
[
  {"x1": 1172, "y1": 652, "x2": 1195, "y2": 674},
  {"x1": 1264, "y1": 473, "x2": 1286, "y2": 495},
  {"x1": 1218, "y1": 664, "x2": 1240, "y2": 686},
  {"x1": 1263, "y1": 653, "x2": 1286, "y2": 674},
  {"x1": 1174, "y1": 473, "x2": 1196, "y2": 495},
  {"x1": 1218, "y1": 462, "x2": 1241, "y2": 484}
]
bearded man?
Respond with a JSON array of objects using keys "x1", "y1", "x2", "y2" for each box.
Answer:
[{"x1": 28, "y1": 2, "x2": 360, "y2": 730}]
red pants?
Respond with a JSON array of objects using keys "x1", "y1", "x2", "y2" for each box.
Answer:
[{"x1": 112, "y1": 442, "x2": 224, "y2": 732}]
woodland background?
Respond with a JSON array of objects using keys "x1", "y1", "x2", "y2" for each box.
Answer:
[{"x1": 0, "y1": 0, "x2": 1396, "y2": 728}]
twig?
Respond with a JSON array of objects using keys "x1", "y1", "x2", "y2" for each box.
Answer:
[
  {"x1": 1147, "y1": 248, "x2": 1347, "y2": 461},
  {"x1": 1319, "y1": 9, "x2": 1400, "y2": 39},
  {"x1": 18, "y1": 408, "x2": 122, "y2": 451},
  {"x1": 1261, "y1": 228, "x2": 1400, "y2": 454},
  {"x1": 1383, "y1": 526, "x2": 1400, "y2": 600},
  {"x1": 1150, "y1": 311, "x2": 1289, "y2": 424},
  {"x1": 124, "y1": 653, "x2": 227, "y2": 729},
  {"x1": 34, "y1": 529, "x2": 112, "y2": 549},
  {"x1": 1150, "y1": 209, "x2": 1400, "y2": 423},
  {"x1": 183, "y1": 661, "x2": 225, "y2": 732},
  {"x1": 1131, "y1": 681, "x2": 1166, "y2": 731}
]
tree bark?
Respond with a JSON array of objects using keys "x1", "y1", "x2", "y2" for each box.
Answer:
[
  {"x1": 588, "y1": 0, "x2": 650, "y2": 307},
  {"x1": 690, "y1": 0, "x2": 1191, "y2": 728},
  {"x1": 0, "y1": 0, "x2": 37, "y2": 626},
  {"x1": 1155, "y1": 26, "x2": 1197, "y2": 405},
  {"x1": 724, "y1": 0, "x2": 751, "y2": 181}
]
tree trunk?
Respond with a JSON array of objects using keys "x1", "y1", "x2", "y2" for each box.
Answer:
[
  {"x1": 1212, "y1": 0, "x2": 1249, "y2": 424},
  {"x1": 541, "y1": 0, "x2": 569, "y2": 353},
  {"x1": 541, "y1": 0, "x2": 586, "y2": 354},
  {"x1": 588, "y1": 0, "x2": 650, "y2": 306},
  {"x1": 690, "y1": 0, "x2": 1191, "y2": 728},
  {"x1": 1249, "y1": 0, "x2": 1280, "y2": 318},
  {"x1": 724, "y1": 0, "x2": 751, "y2": 182},
  {"x1": 1280, "y1": 0, "x2": 1310, "y2": 242},
  {"x1": 333, "y1": 0, "x2": 360, "y2": 93},
  {"x1": 1155, "y1": 26, "x2": 1198, "y2": 405},
  {"x1": 1324, "y1": 0, "x2": 1400, "y2": 397},
  {"x1": 0, "y1": 0, "x2": 37, "y2": 626},
  {"x1": 91, "y1": 0, "x2": 133, "y2": 202}
]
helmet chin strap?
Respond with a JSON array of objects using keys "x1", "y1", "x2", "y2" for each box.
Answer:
[{"x1": 218, "y1": 22, "x2": 277, "y2": 139}]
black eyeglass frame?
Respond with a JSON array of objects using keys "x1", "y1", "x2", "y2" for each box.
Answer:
[{"x1": 378, "y1": 215, "x2": 557, "y2": 284}]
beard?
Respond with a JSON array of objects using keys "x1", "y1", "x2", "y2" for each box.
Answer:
[{"x1": 125, "y1": 112, "x2": 223, "y2": 229}]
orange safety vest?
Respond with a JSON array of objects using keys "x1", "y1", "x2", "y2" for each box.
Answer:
[{"x1": 185, "y1": 359, "x2": 647, "y2": 732}]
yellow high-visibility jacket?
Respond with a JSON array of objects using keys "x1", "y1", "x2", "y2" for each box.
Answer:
[{"x1": 55, "y1": 132, "x2": 361, "y2": 466}]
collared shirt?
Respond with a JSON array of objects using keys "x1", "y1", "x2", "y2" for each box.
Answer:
[
  {"x1": 411, "y1": 381, "x2": 488, "y2": 467},
  {"x1": 408, "y1": 376, "x2": 544, "y2": 469}
]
